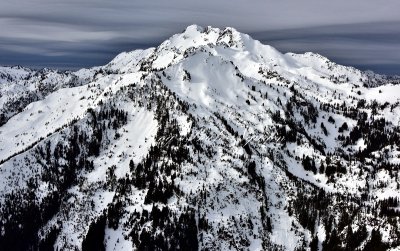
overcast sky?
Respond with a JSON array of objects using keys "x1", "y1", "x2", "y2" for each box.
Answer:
[{"x1": 1, "y1": 0, "x2": 399, "y2": 75}]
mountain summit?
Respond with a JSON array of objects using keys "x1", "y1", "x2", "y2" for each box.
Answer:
[{"x1": 0, "y1": 25, "x2": 399, "y2": 250}]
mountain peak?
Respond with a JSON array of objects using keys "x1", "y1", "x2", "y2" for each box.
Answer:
[
  {"x1": 162, "y1": 24, "x2": 244, "y2": 52},
  {"x1": 183, "y1": 24, "x2": 205, "y2": 33},
  {"x1": 1, "y1": 25, "x2": 400, "y2": 250},
  {"x1": 102, "y1": 24, "x2": 399, "y2": 89}
]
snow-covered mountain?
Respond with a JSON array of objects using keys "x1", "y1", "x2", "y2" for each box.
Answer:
[{"x1": 1, "y1": 24, "x2": 400, "y2": 251}]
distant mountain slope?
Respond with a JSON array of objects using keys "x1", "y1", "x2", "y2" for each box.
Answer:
[{"x1": 0, "y1": 25, "x2": 399, "y2": 251}]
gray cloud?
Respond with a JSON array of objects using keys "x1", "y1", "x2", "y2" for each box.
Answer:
[
  {"x1": 0, "y1": 0, "x2": 399, "y2": 74},
  {"x1": 252, "y1": 22, "x2": 400, "y2": 73}
]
